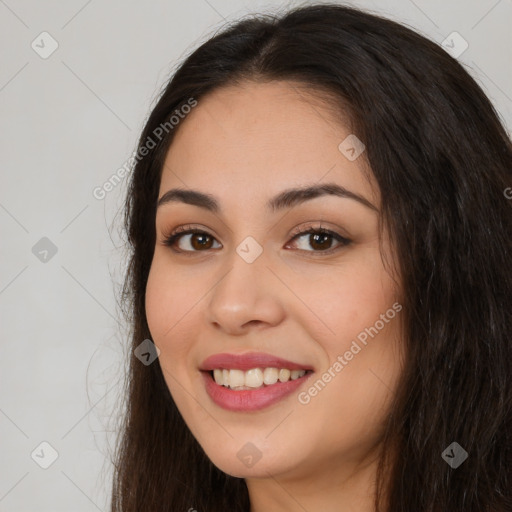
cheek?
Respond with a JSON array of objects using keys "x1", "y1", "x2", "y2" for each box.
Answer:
[
  {"x1": 288, "y1": 253, "x2": 398, "y2": 350},
  {"x1": 145, "y1": 257, "x2": 198, "y2": 369},
  {"x1": 145, "y1": 260, "x2": 174, "y2": 341},
  {"x1": 291, "y1": 252, "x2": 402, "y2": 417},
  {"x1": 145, "y1": 260, "x2": 202, "y2": 417}
]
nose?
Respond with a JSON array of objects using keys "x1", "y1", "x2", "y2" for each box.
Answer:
[{"x1": 206, "y1": 247, "x2": 286, "y2": 335}]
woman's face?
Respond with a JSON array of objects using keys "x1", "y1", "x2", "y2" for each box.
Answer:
[{"x1": 145, "y1": 80, "x2": 403, "y2": 483}]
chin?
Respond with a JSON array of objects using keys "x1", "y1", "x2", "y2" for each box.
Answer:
[{"x1": 202, "y1": 444, "x2": 296, "y2": 479}]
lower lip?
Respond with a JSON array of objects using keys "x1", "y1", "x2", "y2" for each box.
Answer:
[{"x1": 202, "y1": 371, "x2": 312, "y2": 412}]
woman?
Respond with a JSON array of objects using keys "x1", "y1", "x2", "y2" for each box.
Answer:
[{"x1": 111, "y1": 3, "x2": 512, "y2": 511}]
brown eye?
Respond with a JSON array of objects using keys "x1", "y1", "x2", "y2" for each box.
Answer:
[
  {"x1": 163, "y1": 226, "x2": 350, "y2": 255},
  {"x1": 163, "y1": 229, "x2": 221, "y2": 252},
  {"x1": 308, "y1": 232, "x2": 334, "y2": 250},
  {"x1": 288, "y1": 228, "x2": 351, "y2": 254},
  {"x1": 189, "y1": 233, "x2": 215, "y2": 250}
]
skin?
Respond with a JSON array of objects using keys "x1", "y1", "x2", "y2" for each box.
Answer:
[{"x1": 145, "y1": 80, "x2": 404, "y2": 511}]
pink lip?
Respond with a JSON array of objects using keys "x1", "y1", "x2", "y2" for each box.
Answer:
[
  {"x1": 200, "y1": 352, "x2": 313, "y2": 372},
  {"x1": 201, "y1": 371, "x2": 312, "y2": 412},
  {"x1": 200, "y1": 352, "x2": 314, "y2": 411}
]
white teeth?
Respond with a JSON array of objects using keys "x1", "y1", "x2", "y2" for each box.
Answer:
[
  {"x1": 211, "y1": 367, "x2": 308, "y2": 389},
  {"x1": 229, "y1": 369, "x2": 245, "y2": 388},
  {"x1": 263, "y1": 367, "x2": 279, "y2": 385},
  {"x1": 245, "y1": 368, "x2": 263, "y2": 388},
  {"x1": 278, "y1": 368, "x2": 291, "y2": 382}
]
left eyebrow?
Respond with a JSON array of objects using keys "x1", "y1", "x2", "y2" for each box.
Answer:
[
  {"x1": 267, "y1": 183, "x2": 377, "y2": 212},
  {"x1": 157, "y1": 182, "x2": 377, "y2": 213}
]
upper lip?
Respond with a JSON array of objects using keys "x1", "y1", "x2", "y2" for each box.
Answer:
[{"x1": 200, "y1": 352, "x2": 314, "y2": 372}]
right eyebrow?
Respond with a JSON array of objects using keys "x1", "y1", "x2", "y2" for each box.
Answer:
[{"x1": 156, "y1": 182, "x2": 377, "y2": 213}]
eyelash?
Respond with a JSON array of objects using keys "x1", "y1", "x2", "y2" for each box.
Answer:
[{"x1": 161, "y1": 222, "x2": 351, "y2": 256}]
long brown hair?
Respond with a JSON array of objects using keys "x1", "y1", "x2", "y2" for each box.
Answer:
[{"x1": 111, "y1": 3, "x2": 512, "y2": 510}]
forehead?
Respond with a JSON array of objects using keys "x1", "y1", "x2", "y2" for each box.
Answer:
[{"x1": 159, "y1": 80, "x2": 378, "y2": 209}]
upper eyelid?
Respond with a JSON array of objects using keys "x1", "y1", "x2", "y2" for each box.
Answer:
[
  {"x1": 166, "y1": 220, "x2": 345, "y2": 237},
  {"x1": 289, "y1": 221, "x2": 345, "y2": 238},
  {"x1": 163, "y1": 224, "x2": 349, "y2": 253},
  {"x1": 164, "y1": 223, "x2": 343, "y2": 241}
]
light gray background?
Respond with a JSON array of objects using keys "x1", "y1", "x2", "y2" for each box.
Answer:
[{"x1": 1, "y1": 0, "x2": 510, "y2": 510}]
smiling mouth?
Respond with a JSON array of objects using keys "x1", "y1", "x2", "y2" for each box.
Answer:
[{"x1": 209, "y1": 367, "x2": 313, "y2": 390}]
